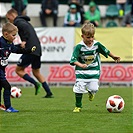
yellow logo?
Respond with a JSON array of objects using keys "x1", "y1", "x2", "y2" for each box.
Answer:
[{"x1": 84, "y1": 55, "x2": 94, "y2": 65}]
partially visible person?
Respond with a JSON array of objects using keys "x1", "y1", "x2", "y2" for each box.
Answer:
[
  {"x1": 84, "y1": 1, "x2": 101, "y2": 27},
  {"x1": 11, "y1": 0, "x2": 28, "y2": 16},
  {"x1": 121, "y1": 2, "x2": 133, "y2": 27},
  {"x1": 0, "y1": 22, "x2": 36, "y2": 112},
  {"x1": 6, "y1": 9, "x2": 53, "y2": 98},
  {"x1": 116, "y1": 0, "x2": 127, "y2": 16},
  {"x1": 70, "y1": 22, "x2": 120, "y2": 112},
  {"x1": 68, "y1": 0, "x2": 85, "y2": 24},
  {"x1": 39, "y1": 0, "x2": 59, "y2": 27},
  {"x1": 63, "y1": 4, "x2": 81, "y2": 27}
]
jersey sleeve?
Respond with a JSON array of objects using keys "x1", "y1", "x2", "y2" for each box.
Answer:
[
  {"x1": 70, "y1": 44, "x2": 81, "y2": 66},
  {"x1": 98, "y1": 42, "x2": 110, "y2": 58},
  {"x1": 11, "y1": 44, "x2": 31, "y2": 54}
]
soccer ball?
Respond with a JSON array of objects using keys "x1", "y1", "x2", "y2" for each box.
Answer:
[
  {"x1": 106, "y1": 95, "x2": 125, "y2": 113},
  {"x1": 11, "y1": 86, "x2": 22, "y2": 98}
]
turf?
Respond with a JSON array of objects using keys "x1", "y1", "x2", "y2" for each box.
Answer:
[{"x1": 0, "y1": 87, "x2": 132, "y2": 133}]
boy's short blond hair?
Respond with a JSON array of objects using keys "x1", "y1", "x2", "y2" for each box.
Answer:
[
  {"x1": 81, "y1": 22, "x2": 95, "y2": 36},
  {"x1": 6, "y1": 8, "x2": 18, "y2": 16},
  {"x1": 2, "y1": 22, "x2": 18, "y2": 34}
]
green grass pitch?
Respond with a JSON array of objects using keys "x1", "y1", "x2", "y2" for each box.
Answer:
[{"x1": 0, "y1": 87, "x2": 132, "y2": 133}]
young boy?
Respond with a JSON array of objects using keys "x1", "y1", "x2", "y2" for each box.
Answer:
[
  {"x1": 70, "y1": 22, "x2": 120, "y2": 112},
  {"x1": 0, "y1": 22, "x2": 36, "y2": 112},
  {"x1": 6, "y1": 9, "x2": 53, "y2": 98}
]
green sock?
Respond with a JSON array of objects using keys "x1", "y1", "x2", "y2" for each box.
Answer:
[{"x1": 75, "y1": 93, "x2": 83, "y2": 108}]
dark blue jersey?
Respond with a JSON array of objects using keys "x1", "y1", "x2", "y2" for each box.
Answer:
[{"x1": 0, "y1": 36, "x2": 31, "y2": 80}]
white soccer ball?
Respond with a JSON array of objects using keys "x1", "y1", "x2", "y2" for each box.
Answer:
[
  {"x1": 106, "y1": 95, "x2": 125, "y2": 113},
  {"x1": 11, "y1": 86, "x2": 22, "y2": 98}
]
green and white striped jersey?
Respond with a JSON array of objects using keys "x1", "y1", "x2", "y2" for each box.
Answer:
[{"x1": 70, "y1": 40, "x2": 110, "y2": 82}]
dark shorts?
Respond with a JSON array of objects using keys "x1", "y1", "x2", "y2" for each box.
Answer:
[{"x1": 17, "y1": 54, "x2": 41, "y2": 69}]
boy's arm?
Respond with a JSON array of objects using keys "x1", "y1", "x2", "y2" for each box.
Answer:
[
  {"x1": 12, "y1": 45, "x2": 36, "y2": 54},
  {"x1": 17, "y1": 46, "x2": 36, "y2": 54},
  {"x1": 14, "y1": 41, "x2": 26, "y2": 49},
  {"x1": 109, "y1": 52, "x2": 120, "y2": 63},
  {"x1": 74, "y1": 61, "x2": 88, "y2": 68}
]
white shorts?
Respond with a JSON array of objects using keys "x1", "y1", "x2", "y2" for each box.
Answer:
[{"x1": 73, "y1": 81, "x2": 99, "y2": 94}]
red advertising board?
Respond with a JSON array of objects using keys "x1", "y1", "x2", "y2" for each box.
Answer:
[{"x1": 6, "y1": 63, "x2": 133, "y2": 87}]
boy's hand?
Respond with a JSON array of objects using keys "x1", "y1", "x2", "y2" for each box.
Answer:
[
  {"x1": 74, "y1": 62, "x2": 88, "y2": 68},
  {"x1": 81, "y1": 64, "x2": 88, "y2": 68},
  {"x1": 113, "y1": 56, "x2": 120, "y2": 63},
  {"x1": 31, "y1": 46, "x2": 36, "y2": 52},
  {"x1": 109, "y1": 52, "x2": 120, "y2": 63}
]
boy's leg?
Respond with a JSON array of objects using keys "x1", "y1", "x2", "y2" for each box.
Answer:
[
  {"x1": 31, "y1": 55, "x2": 53, "y2": 98},
  {"x1": 22, "y1": 73, "x2": 41, "y2": 95},
  {"x1": 88, "y1": 91, "x2": 95, "y2": 101},
  {"x1": 16, "y1": 66, "x2": 40, "y2": 95},
  {"x1": 1, "y1": 80, "x2": 11, "y2": 109},
  {"x1": 42, "y1": 82, "x2": 53, "y2": 98},
  {"x1": 32, "y1": 69, "x2": 53, "y2": 98},
  {"x1": 73, "y1": 81, "x2": 87, "y2": 112},
  {"x1": 0, "y1": 80, "x2": 19, "y2": 112},
  {"x1": 73, "y1": 93, "x2": 83, "y2": 112},
  {"x1": 0, "y1": 82, "x2": 6, "y2": 110},
  {"x1": 75, "y1": 93, "x2": 83, "y2": 108},
  {"x1": 87, "y1": 81, "x2": 99, "y2": 101},
  {"x1": 16, "y1": 54, "x2": 41, "y2": 95}
]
